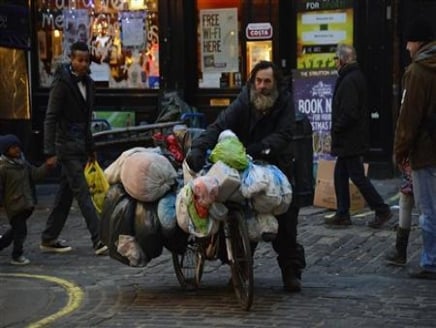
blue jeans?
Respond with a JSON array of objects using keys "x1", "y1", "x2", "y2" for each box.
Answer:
[
  {"x1": 334, "y1": 156, "x2": 390, "y2": 216},
  {"x1": 41, "y1": 157, "x2": 100, "y2": 246},
  {"x1": 412, "y1": 166, "x2": 436, "y2": 272}
]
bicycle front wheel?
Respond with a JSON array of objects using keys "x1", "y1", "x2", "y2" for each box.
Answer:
[
  {"x1": 227, "y1": 209, "x2": 254, "y2": 311},
  {"x1": 172, "y1": 237, "x2": 204, "y2": 289}
]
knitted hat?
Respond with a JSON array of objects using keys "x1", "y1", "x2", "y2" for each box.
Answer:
[
  {"x1": 0, "y1": 134, "x2": 22, "y2": 155},
  {"x1": 406, "y1": 19, "x2": 434, "y2": 42}
]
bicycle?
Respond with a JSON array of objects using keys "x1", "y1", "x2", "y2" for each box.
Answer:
[{"x1": 172, "y1": 200, "x2": 254, "y2": 311}]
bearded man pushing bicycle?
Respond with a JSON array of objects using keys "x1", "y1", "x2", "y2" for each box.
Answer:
[{"x1": 185, "y1": 61, "x2": 306, "y2": 292}]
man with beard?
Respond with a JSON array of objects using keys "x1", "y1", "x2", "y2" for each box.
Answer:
[{"x1": 185, "y1": 60, "x2": 306, "y2": 292}]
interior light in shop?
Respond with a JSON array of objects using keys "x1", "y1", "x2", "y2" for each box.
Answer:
[
  {"x1": 54, "y1": 30, "x2": 60, "y2": 38},
  {"x1": 129, "y1": 0, "x2": 144, "y2": 9}
]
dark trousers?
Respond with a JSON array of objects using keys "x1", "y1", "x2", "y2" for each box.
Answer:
[
  {"x1": 334, "y1": 156, "x2": 389, "y2": 216},
  {"x1": 273, "y1": 205, "x2": 306, "y2": 274},
  {"x1": 249, "y1": 205, "x2": 306, "y2": 275},
  {"x1": 0, "y1": 208, "x2": 33, "y2": 259},
  {"x1": 41, "y1": 157, "x2": 100, "y2": 246}
]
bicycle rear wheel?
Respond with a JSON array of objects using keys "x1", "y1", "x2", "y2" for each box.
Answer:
[
  {"x1": 227, "y1": 209, "x2": 254, "y2": 311},
  {"x1": 172, "y1": 237, "x2": 204, "y2": 289}
]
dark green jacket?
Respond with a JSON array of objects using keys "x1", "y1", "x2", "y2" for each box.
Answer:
[{"x1": 0, "y1": 155, "x2": 47, "y2": 218}]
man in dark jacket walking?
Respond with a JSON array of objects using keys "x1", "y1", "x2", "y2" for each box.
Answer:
[
  {"x1": 40, "y1": 41, "x2": 107, "y2": 255},
  {"x1": 185, "y1": 61, "x2": 306, "y2": 292},
  {"x1": 325, "y1": 44, "x2": 392, "y2": 227}
]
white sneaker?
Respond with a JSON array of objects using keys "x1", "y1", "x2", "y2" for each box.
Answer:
[
  {"x1": 94, "y1": 241, "x2": 108, "y2": 256},
  {"x1": 11, "y1": 256, "x2": 31, "y2": 265}
]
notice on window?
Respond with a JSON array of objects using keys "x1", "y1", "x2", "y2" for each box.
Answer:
[
  {"x1": 296, "y1": 6, "x2": 353, "y2": 69},
  {"x1": 120, "y1": 11, "x2": 146, "y2": 48},
  {"x1": 292, "y1": 69, "x2": 337, "y2": 162},
  {"x1": 200, "y1": 8, "x2": 238, "y2": 73}
]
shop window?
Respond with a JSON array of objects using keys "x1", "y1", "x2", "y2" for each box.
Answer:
[
  {"x1": 197, "y1": 0, "x2": 242, "y2": 89},
  {"x1": 34, "y1": 0, "x2": 159, "y2": 89},
  {"x1": 246, "y1": 40, "x2": 272, "y2": 74}
]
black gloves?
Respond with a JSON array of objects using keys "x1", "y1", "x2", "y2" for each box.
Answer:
[
  {"x1": 185, "y1": 148, "x2": 206, "y2": 173},
  {"x1": 246, "y1": 143, "x2": 264, "y2": 157}
]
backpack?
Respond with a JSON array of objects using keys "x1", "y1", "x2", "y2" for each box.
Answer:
[{"x1": 290, "y1": 112, "x2": 314, "y2": 207}]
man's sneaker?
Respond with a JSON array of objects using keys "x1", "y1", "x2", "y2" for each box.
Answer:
[
  {"x1": 40, "y1": 241, "x2": 72, "y2": 253},
  {"x1": 367, "y1": 210, "x2": 393, "y2": 228},
  {"x1": 94, "y1": 241, "x2": 108, "y2": 256},
  {"x1": 325, "y1": 214, "x2": 352, "y2": 227},
  {"x1": 11, "y1": 256, "x2": 30, "y2": 265}
]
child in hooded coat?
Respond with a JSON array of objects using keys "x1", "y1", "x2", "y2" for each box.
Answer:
[{"x1": 0, "y1": 134, "x2": 54, "y2": 265}]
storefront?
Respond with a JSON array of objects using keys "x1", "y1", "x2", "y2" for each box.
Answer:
[
  {"x1": 29, "y1": 0, "x2": 287, "y2": 162},
  {"x1": 8, "y1": 0, "x2": 434, "y2": 175}
]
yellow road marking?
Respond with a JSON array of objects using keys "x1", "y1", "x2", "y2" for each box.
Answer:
[{"x1": 0, "y1": 273, "x2": 84, "y2": 328}]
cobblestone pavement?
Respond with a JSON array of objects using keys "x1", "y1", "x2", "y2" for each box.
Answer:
[{"x1": 1, "y1": 180, "x2": 435, "y2": 328}]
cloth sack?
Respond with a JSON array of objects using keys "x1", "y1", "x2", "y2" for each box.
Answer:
[{"x1": 120, "y1": 151, "x2": 178, "y2": 202}]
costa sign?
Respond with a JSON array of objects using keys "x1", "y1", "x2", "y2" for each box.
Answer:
[{"x1": 246, "y1": 23, "x2": 273, "y2": 40}]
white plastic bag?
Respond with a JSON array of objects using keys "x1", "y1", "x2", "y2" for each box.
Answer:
[{"x1": 175, "y1": 184, "x2": 219, "y2": 238}]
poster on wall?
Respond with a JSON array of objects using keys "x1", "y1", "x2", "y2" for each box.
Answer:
[
  {"x1": 200, "y1": 8, "x2": 239, "y2": 73},
  {"x1": 102, "y1": 10, "x2": 148, "y2": 88},
  {"x1": 296, "y1": 0, "x2": 353, "y2": 69},
  {"x1": 292, "y1": 69, "x2": 337, "y2": 162},
  {"x1": 63, "y1": 9, "x2": 90, "y2": 61},
  {"x1": 90, "y1": 12, "x2": 118, "y2": 82},
  {"x1": 120, "y1": 11, "x2": 146, "y2": 48}
]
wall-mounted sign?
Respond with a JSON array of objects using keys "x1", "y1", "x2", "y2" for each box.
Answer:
[
  {"x1": 292, "y1": 69, "x2": 337, "y2": 162},
  {"x1": 246, "y1": 23, "x2": 273, "y2": 40},
  {"x1": 296, "y1": 0, "x2": 354, "y2": 69},
  {"x1": 210, "y1": 98, "x2": 231, "y2": 107},
  {"x1": 200, "y1": 8, "x2": 239, "y2": 73},
  {"x1": 0, "y1": 3, "x2": 29, "y2": 49}
]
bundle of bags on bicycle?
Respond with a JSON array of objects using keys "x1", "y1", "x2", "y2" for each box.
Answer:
[{"x1": 100, "y1": 129, "x2": 292, "y2": 268}]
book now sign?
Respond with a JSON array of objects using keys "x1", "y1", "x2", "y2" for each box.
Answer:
[{"x1": 246, "y1": 23, "x2": 273, "y2": 40}]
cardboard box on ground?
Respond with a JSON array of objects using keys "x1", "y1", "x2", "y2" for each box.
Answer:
[{"x1": 314, "y1": 159, "x2": 369, "y2": 211}]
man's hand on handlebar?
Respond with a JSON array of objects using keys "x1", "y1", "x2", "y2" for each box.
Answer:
[{"x1": 185, "y1": 148, "x2": 206, "y2": 173}]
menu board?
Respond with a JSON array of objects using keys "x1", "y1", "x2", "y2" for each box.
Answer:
[{"x1": 296, "y1": 0, "x2": 354, "y2": 69}]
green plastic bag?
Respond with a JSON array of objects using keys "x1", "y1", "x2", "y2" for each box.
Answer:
[{"x1": 209, "y1": 137, "x2": 249, "y2": 170}]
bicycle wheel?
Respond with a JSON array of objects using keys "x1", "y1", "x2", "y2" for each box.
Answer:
[
  {"x1": 172, "y1": 237, "x2": 204, "y2": 289},
  {"x1": 227, "y1": 209, "x2": 254, "y2": 311}
]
